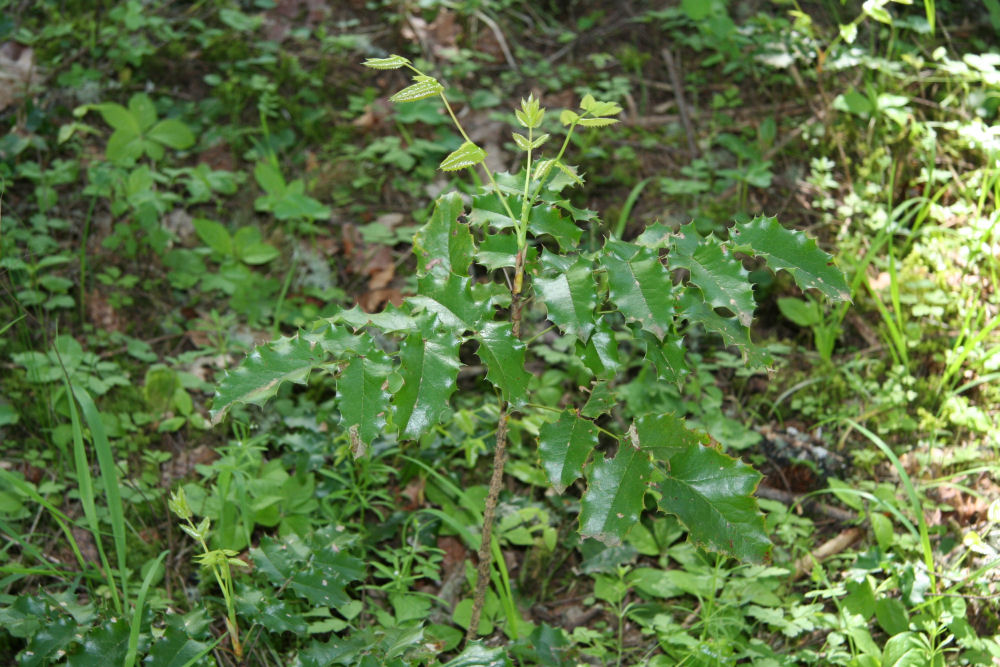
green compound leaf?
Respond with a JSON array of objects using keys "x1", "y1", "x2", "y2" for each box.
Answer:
[
  {"x1": 338, "y1": 350, "x2": 392, "y2": 446},
  {"x1": 212, "y1": 333, "x2": 329, "y2": 423},
  {"x1": 670, "y1": 223, "x2": 755, "y2": 327},
  {"x1": 363, "y1": 54, "x2": 411, "y2": 70},
  {"x1": 413, "y1": 192, "x2": 474, "y2": 275},
  {"x1": 393, "y1": 328, "x2": 461, "y2": 441},
  {"x1": 538, "y1": 410, "x2": 598, "y2": 493},
  {"x1": 730, "y1": 216, "x2": 851, "y2": 302},
  {"x1": 475, "y1": 321, "x2": 532, "y2": 405},
  {"x1": 440, "y1": 141, "x2": 487, "y2": 171},
  {"x1": 657, "y1": 444, "x2": 770, "y2": 563},
  {"x1": 389, "y1": 75, "x2": 444, "y2": 103},
  {"x1": 580, "y1": 443, "x2": 654, "y2": 545},
  {"x1": 410, "y1": 268, "x2": 488, "y2": 331},
  {"x1": 602, "y1": 243, "x2": 675, "y2": 341},
  {"x1": 534, "y1": 254, "x2": 597, "y2": 341},
  {"x1": 147, "y1": 118, "x2": 195, "y2": 150}
]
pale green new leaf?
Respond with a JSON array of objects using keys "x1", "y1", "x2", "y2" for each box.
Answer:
[
  {"x1": 576, "y1": 117, "x2": 619, "y2": 127},
  {"x1": 657, "y1": 444, "x2": 770, "y2": 562},
  {"x1": 413, "y1": 192, "x2": 474, "y2": 275},
  {"x1": 538, "y1": 411, "x2": 597, "y2": 493},
  {"x1": 393, "y1": 329, "x2": 461, "y2": 441},
  {"x1": 389, "y1": 75, "x2": 444, "y2": 103},
  {"x1": 212, "y1": 334, "x2": 329, "y2": 422},
  {"x1": 475, "y1": 321, "x2": 531, "y2": 405},
  {"x1": 580, "y1": 444, "x2": 654, "y2": 545},
  {"x1": 439, "y1": 141, "x2": 487, "y2": 171},
  {"x1": 730, "y1": 216, "x2": 850, "y2": 302},
  {"x1": 363, "y1": 55, "x2": 411, "y2": 70},
  {"x1": 337, "y1": 350, "x2": 392, "y2": 446},
  {"x1": 670, "y1": 224, "x2": 755, "y2": 327},
  {"x1": 534, "y1": 254, "x2": 597, "y2": 340},
  {"x1": 602, "y1": 244, "x2": 674, "y2": 341}
]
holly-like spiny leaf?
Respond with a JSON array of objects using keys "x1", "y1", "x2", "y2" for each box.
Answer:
[
  {"x1": 392, "y1": 327, "x2": 461, "y2": 441},
  {"x1": 337, "y1": 349, "x2": 392, "y2": 446},
  {"x1": 601, "y1": 243, "x2": 675, "y2": 341},
  {"x1": 410, "y1": 268, "x2": 488, "y2": 331},
  {"x1": 579, "y1": 442, "x2": 654, "y2": 545},
  {"x1": 534, "y1": 253, "x2": 597, "y2": 341},
  {"x1": 412, "y1": 192, "x2": 475, "y2": 275},
  {"x1": 670, "y1": 223, "x2": 756, "y2": 327},
  {"x1": 729, "y1": 216, "x2": 851, "y2": 302},
  {"x1": 538, "y1": 410, "x2": 598, "y2": 493},
  {"x1": 657, "y1": 444, "x2": 770, "y2": 563},
  {"x1": 475, "y1": 321, "x2": 532, "y2": 405},
  {"x1": 212, "y1": 333, "x2": 329, "y2": 423}
]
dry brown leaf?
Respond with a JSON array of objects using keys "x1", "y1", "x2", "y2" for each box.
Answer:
[{"x1": 0, "y1": 42, "x2": 41, "y2": 112}]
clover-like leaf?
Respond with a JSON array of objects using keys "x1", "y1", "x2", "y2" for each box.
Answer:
[
  {"x1": 729, "y1": 216, "x2": 850, "y2": 302},
  {"x1": 440, "y1": 141, "x2": 487, "y2": 171}
]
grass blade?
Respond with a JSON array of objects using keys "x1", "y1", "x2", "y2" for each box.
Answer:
[{"x1": 125, "y1": 550, "x2": 167, "y2": 667}]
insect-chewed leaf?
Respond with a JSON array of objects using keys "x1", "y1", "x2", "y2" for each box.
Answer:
[
  {"x1": 439, "y1": 141, "x2": 487, "y2": 171},
  {"x1": 657, "y1": 444, "x2": 770, "y2": 563},
  {"x1": 580, "y1": 443, "x2": 654, "y2": 545},
  {"x1": 670, "y1": 223, "x2": 755, "y2": 327},
  {"x1": 392, "y1": 328, "x2": 461, "y2": 441},
  {"x1": 475, "y1": 321, "x2": 532, "y2": 405},
  {"x1": 389, "y1": 75, "x2": 444, "y2": 103},
  {"x1": 602, "y1": 243, "x2": 675, "y2": 341},
  {"x1": 538, "y1": 411, "x2": 597, "y2": 493},
  {"x1": 362, "y1": 54, "x2": 411, "y2": 70},
  {"x1": 730, "y1": 216, "x2": 851, "y2": 302},
  {"x1": 535, "y1": 253, "x2": 597, "y2": 341},
  {"x1": 337, "y1": 350, "x2": 392, "y2": 447},
  {"x1": 413, "y1": 192, "x2": 474, "y2": 275}
]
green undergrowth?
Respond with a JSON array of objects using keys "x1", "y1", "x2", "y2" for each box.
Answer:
[{"x1": 1, "y1": 0, "x2": 999, "y2": 665}]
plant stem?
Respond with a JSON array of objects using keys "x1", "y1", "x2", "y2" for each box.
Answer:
[{"x1": 467, "y1": 403, "x2": 510, "y2": 641}]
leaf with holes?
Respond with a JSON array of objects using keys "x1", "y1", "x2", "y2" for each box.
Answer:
[
  {"x1": 475, "y1": 321, "x2": 531, "y2": 405},
  {"x1": 671, "y1": 224, "x2": 755, "y2": 327},
  {"x1": 730, "y1": 216, "x2": 850, "y2": 302},
  {"x1": 538, "y1": 410, "x2": 598, "y2": 493},
  {"x1": 657, "y1": 444, "x2": 770, "y2": 562},
  {"x1": 393, "y1": 327, "x2": 461, "y2": 440},
  {"x1": 602, "y1": 243, "x2": 674, "y2": 341}
]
